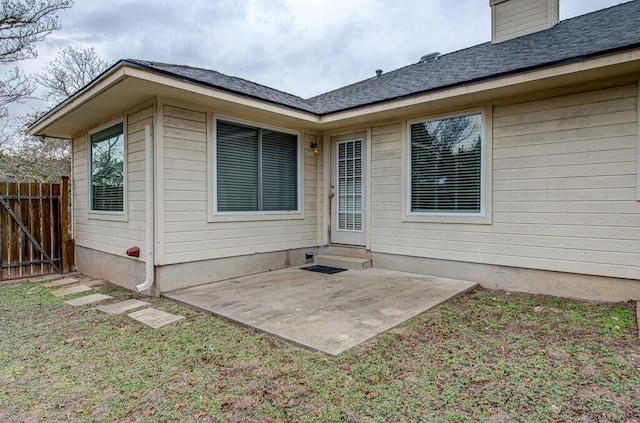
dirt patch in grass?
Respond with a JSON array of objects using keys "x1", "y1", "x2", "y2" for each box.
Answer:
[{"x1": 0, "y1": 282, "x2": 638, "y2": 422}]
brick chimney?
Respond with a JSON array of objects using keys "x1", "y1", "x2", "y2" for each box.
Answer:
[{"x1": 491, "y1": 0, "x2": 559, "y2": 43}]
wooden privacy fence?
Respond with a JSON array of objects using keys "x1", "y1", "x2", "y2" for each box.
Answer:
[{"x1": 0, "y1": 177, "x2": 72, "y2": 281}]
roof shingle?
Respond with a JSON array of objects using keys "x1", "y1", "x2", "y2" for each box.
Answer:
[{"x1": 127, "y1": 0, "x2": 640, "y2": 116}]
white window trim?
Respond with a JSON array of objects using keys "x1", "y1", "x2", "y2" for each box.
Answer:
[
  {"x1": 87, "y1": 117, "x2": 128, "y2": 221},
  {"x1": 208, "y1": 114, "x2": 304, "y2": 222},
  {"x1": 403, "y1": 106, "x2": 492, "y2": 224}
]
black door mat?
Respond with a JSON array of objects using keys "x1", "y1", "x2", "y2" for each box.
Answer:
[{"x1": 302, "y1": 265, "x2": 348, "y2": 275}]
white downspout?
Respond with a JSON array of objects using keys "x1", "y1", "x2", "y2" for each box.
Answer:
[{"x1": 136, "y1": 124, "x2": 154, "y2": 293}]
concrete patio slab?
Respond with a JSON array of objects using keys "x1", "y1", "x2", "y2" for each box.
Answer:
[
  {"x1": 164, "y1": 267, "x2": 477, "y2": 355},
  {"x1": 64, "y1": 293, "x2": 112, "y2": 306},
  {"x1": 96, "y1": 299, "x2": 149, "y2": 315},
  {"x1": 51, "y1": 285, "x2": 91, "y2": 297},
  {"x1": 128, "y1": 308, "x2": 184, "y2": 329},
  {"x1": 42, "y1": 277, "x2": 79, "y2": 288}
]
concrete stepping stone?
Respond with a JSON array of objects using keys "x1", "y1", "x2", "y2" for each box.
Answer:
[
  {"x1": 64, "y1": 293, "x2": 112, "y2": 306},
  {"x1": 51, "y1": 285, "x2": 91, "y2": 297},
  {"x1": 128, "y1": 308, "x2": 184, "y2": 329},
  {"x1": 96, "y1": 299, "x2": 149, "y2": 315},
  {"x1": 28, "y1": 274, "x2": 62, "y2": 283},
  {"x1": 6, "y1": 274, "x2": 61, "y2": 285},
  {"x1": 82, "y1": 279, "x2": 106, "y2": 288},
  {"x1": 42, "y1": 277, "x2": 79, "y2": 288}
]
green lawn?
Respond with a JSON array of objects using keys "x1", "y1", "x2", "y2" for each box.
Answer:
[{"x1": 0, "y1": 280, "x2": 638, "y2": 422}]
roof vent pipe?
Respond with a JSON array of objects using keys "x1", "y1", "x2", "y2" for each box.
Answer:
[
  {"x1": 375, "y1": 69, "x2": 383, "y2": 78},
  {"x1": 418, "y1": 52, "x2": 441, "y2": 63}
]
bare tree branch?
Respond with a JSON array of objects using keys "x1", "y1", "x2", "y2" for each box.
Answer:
[
  {"x1": 0, "y1": 66, "x2": 32, "y2": 106},
  {"x1": 0, "y1": 110, "x2": 70, "y2": 182},
  {"x1": 37, "y1": 45, "x2": 110, "y2": 102},
  {"x1": 1, "y1": 44, "x2": 109, "y2": 182},
  {"x1": 0, "y1": 0, "x2": 73, "y2": 122},
  {"x1": 0, "y1": 0, "x2": 73, "y2": 64},
  {"x1": 0, "y1": 1, "x2": 78, "y2": 182}
]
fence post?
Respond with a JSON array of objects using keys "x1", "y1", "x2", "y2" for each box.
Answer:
[{"x1": 60, "y1": 176, "x2": 71, "y2": 273}]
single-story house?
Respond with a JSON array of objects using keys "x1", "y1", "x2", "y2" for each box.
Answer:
[{"x1": 30, "y1": 0, "x2": 640, "y2": 301}]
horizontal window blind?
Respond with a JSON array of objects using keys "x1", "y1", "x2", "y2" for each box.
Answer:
[
  {"x1": 91, "y1": 122, "x2": 124, "y2": 212},
  {"x1": 216, "y1": 121, "x2": 259, "y2": 212},
  {"x1": 92, "y1": 186, "x2": 123, "y2": 212},
  {"x1": 410, "y1": 114, "x2": 482, "y2": 213},
  {"x1": 216, "y1": 120, "x2": 298, "y2": 213},
  {"x1": 262, "y1": 130, "x2": 298, "y2": 211}
]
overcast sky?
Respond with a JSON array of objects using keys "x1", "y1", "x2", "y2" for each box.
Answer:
[{"x1": 10, "y1": 0, "x2": 630, "y2": 115}]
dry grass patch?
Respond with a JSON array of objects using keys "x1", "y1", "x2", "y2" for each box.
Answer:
[{"x1": 0, "y1": 282, "x2": 638, "y2": 422}]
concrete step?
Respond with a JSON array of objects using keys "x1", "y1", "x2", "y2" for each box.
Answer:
[
  {"x1": 317, "y1": 245, "x2": 371, "y2": 259},
  {"x1": 314, "y1": 254, "x2": 372, "y2": 271}
]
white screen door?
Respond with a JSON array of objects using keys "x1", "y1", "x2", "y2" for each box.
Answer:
[{"x1": 331, "y1": 134, "x2": 366, "y2": 246}]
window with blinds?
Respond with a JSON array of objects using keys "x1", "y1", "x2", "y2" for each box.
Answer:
[
  {"x1": 90, "y1": 122, "x2": 124, "y2": 212},
  {"x1": 216, "y1": 120, "x2": 299, "y2": 213},
  {"x1": 410, "y1": 113, "x2": 482, "y2": 214}
]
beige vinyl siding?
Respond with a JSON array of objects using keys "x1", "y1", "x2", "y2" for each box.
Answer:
[
  {"x1": 492, "y1": 0, "x2": 557, "y2": 43},
  {"x1": 72, "y1": 105, "x2": 153, "y2": 257},
  {"x1": 370, "y1": 83, "x2": 640, "y2": 280},
  {"x1": 162, "y1": 105, "x2": 320, "y2": 265}
]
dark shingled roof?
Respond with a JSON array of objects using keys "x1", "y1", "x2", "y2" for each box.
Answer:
[
  {"x1": 124, "y1": 59, "x2": 315, "y2": 113},
  {"x1": 126, "y1": 0, "x2": 640, "y2": 116}
]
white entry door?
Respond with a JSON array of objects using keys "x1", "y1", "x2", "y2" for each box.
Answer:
[{"x1": 330, "y1": 134, "x2": 366, "y2": 246}]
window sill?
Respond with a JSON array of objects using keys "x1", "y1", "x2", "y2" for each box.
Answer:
[
  {"x1": 88, "y1": 211, "x2": 128, "y2": 222},
  {"x1": 402, "y1": 212, "x2": 491, "y2": 225},
  {"x1": 208, "y1": 212, "x2": 304, "y2": 223}
]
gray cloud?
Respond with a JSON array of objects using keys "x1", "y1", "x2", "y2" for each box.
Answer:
[{"x1": 10, "y1": 0, "x2": 631, "y2": 105}]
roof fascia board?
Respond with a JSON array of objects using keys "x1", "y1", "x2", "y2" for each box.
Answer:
[
  {"x1": 122, "y1": 67, "x2": 320, "y2": 124},
  {"x1": 29, "y1": 65, "x2": 128, "y2": 136},
  {"x1": 30, "y1": 62, "x2": 321, "y2": 136},
  {"x1": 30, "y1": 47, "x2": 640, "y2": 136},
  {"x1": 320, "y1": 49, "x2": 640, "y2": 124}
]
